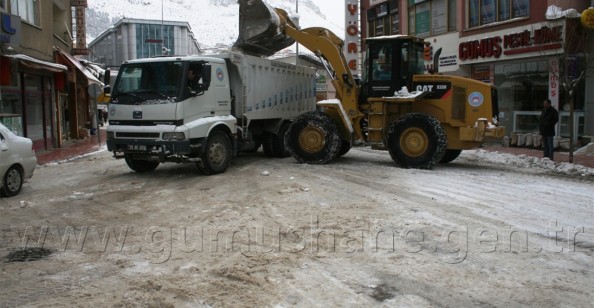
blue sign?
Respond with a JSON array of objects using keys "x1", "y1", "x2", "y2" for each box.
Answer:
[{"x1": 0, "y1": 13, "x2": 21, "y2": 45}]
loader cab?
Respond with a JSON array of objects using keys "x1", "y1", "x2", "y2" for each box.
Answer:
[{"x1": 361, "y1": 36, "x2": 426, "y2": 102}]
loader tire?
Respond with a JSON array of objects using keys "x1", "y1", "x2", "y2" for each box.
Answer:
[
  {"x1": 124, "y1": 155, "x2": 160, "y2": 172},
  {"x1": 336, "y1": 140, "x2": 351, "y2": 158},
  {"x1": 285, "y1": 111, "x2": 341, "y2": 164},
  {"x1": 439, "y1": 149, "x2": 462, "y2": 164},
  {"x1": 387, "y1": 113, "x2": 447, "y2": 169},
  {"x1": 197, "y1": 131, "x2": 232, "y2": 175}
]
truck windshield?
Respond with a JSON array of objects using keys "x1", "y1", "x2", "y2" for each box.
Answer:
[{"x1": 111, "y1": 61, "x2": 184, "y2": 105}]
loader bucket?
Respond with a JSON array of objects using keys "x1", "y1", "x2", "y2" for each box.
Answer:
[{"x1": 233, "y1": 0, "x2": 298, "y2": 56}]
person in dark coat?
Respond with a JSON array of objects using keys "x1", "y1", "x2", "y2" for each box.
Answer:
[
  {"x1": 539, "y1": 98, "x2": 559, "y2": 160},
  {"x1": 186, "y1": 68, "x2": 200, "y2": 92}
]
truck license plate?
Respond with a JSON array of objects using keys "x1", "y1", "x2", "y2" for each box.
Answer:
[{"x1": 127, "y1": 144, "x2": 147, "y2": 151}]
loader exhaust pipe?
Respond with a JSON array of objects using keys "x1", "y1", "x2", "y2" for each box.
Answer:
[{"x1": 233, "y1": 0, "x2": 299, "y2": 56}]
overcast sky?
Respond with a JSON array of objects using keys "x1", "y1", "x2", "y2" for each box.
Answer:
[{"x1": 314, "y1": 1, "x2": 346, "y2": 33}]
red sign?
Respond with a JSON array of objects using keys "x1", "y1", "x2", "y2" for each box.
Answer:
[
  {"x1": 75, "y1": 7, "x2": 86, "y2": 49},
  {"x1": 344, "y1": 1, "x2": 359, "y2": 75},
  {"x1": 459, "y1": 25, "x2": 563, "y2": 61}
]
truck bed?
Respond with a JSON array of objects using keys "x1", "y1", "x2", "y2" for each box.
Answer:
[{"x1": 208, "y1": 52, "x2": 317, "y2": 122}]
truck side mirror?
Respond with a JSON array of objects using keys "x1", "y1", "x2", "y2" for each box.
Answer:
[{"x1": 103, "y1": 69, "x2": 111, "y2": 94}]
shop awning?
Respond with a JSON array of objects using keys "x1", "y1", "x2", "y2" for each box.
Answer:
[
  {"x1": 54, "y1": 47, "x2": 102, "y2": 85},
  {"x1": 3, "y1": 54, "x2": 67, "y2": 72}
]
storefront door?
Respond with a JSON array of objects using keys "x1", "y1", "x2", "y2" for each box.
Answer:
[{"x1": 23, "y1": 73, "x2": 55, "y2": 151}]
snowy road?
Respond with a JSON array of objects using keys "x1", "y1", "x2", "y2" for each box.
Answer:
[{"x1": 1, "y1": 148, "x2": 592, "y2": 307}]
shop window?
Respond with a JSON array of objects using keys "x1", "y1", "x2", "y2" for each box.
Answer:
[
  {"x1": 408, "y1": 0, "x2": 457, "y2": 38},
  {"x1": 408, "y1": 8, "x2": 415, "y2": 36},
  {"x1": 448, "y1": 0, "x2": 457, "y2": 31},
  {"x1": 468, "y1": 0, "x2": 529, "y2": 28},
  {"x1": 375, "y1": 18, "x2": 385, "y2": 36},
  {"x1": 391, "y1": 13, "x2": 400, "y2": 34},
  {"x1": 559, "y1": 112, "x2": 585, "y2": 138},
  {"x1": 10, "y1": 0, "x2": 40, "y2": 26},
  {"x1": 390, "y1": 0, "x2": 399, "y2": 35},
  {"x1": 368, "y1": 2, "x2": 394, "y2": 37}
]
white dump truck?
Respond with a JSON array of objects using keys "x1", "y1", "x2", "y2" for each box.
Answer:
[{"x1": 105, "y1": 52, "x2": 316, "y2": 174}]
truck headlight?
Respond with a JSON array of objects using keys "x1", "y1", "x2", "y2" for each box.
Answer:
[
  {"x1": 107, "y1": 131, "x2": 114, "y2": 139},
  {"x1": 162, "y1": 132, "x2": 185, "y2": 140}
]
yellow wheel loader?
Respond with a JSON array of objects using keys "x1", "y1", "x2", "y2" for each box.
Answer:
[{"x1": 235, "y1": 0, "x2": 505, "y2": 169}]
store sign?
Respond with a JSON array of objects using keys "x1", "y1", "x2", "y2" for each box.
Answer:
[
  {"x1": 459, "y1": 25, "x2": 563, "y2": 61},
  {"x1": 422, "y1": 32, "x2": 460, "y2": 73},
  {"x1": 73, "y1": 7, "x2": 88, "y2": 55},
  {"x1": 471, "y1": 65, "x2": 494, "y2": 84},
  {"x1": 0, "y1": 13, "x2": 21, "y2": 45},
  {"x1": 70, "y1": 0, "x2": 87, "y2": 6},
  {"x1": 549, "y1": 57, "x2": 559, "y2": 109},
  {"x1": 345, "y1": 0, "x2": 359, "y2": 74}
]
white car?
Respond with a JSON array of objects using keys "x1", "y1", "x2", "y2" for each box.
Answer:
[{"x1": 0, "y1": 123, "x2": 37, "y2": 197}]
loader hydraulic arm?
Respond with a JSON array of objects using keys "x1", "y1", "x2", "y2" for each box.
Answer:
[
  {"x1": 277, "y1": 10, "x2": 357, "y2": 105},
  {"x1": 274, "y1": 9, "x2": 364, "y2": 140}
]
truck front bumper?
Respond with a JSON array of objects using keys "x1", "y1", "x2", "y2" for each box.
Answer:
[{"x1": 107, "y1": 138, "x2": 201, "y2": 159}]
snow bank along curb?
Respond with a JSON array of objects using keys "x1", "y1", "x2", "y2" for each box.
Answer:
[
  {"x1": 464, "y1": 149, "x2": 594, "y2": 176},
  {"x1": 39, "y1": 147, "x2": 107, "y2": 167}
]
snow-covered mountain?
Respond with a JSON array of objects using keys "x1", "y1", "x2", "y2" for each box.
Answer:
[{"x1": 86, "y1": 0, "x2": 344, "y2": 51}]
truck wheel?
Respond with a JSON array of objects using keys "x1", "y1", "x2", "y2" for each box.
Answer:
[
  {"x1": 1, "y1": 165, "x2": 23, "y2": 197},
  {"x1": 263, "y1": 123, "x2": 291, "y2": 158},
  {"x1": 124, "y1": 155, "x2": 160, "y2": 172},
  {"x1": 197, "y1": 131, "x2": 232, "y2": 175},
  {"x1": 285, "y1": 111, "x2": 341, "y2": 164},
  {"x1": 387, "y1": 113, "x2": 447, "y2": 169},
  {"x1": 274, "y1": 122, "x2": 291, "y2": 158},
  {"x1": 439, "y1": 149, "x2": 462, "y2": 164},
  {"x1": 262, "y1": 133, "x2": 276, "y2": 157}
]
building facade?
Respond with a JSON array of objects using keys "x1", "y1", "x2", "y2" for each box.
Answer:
[
  {"x1": 1, "y1": 0, "x2": 99, "y2": 151},
  {"x1": 360, "y1": 0, "x2": 594, "y2": 144},
  {"x1": 87, "y1": 18, "x2": 201, "y2": 70}
]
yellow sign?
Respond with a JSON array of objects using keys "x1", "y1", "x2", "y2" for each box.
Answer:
[{"x1": 582, "y1": 7, "x2": 594, "y2": 29}]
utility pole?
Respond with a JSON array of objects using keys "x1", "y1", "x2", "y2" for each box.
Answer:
[{"x1": 161, "y1": 0, "x2": 165, "y2": 55}]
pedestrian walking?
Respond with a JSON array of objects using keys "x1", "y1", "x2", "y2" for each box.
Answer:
[{"x1": 539, "y1": 98, "x2": 559, "y2": 160}]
